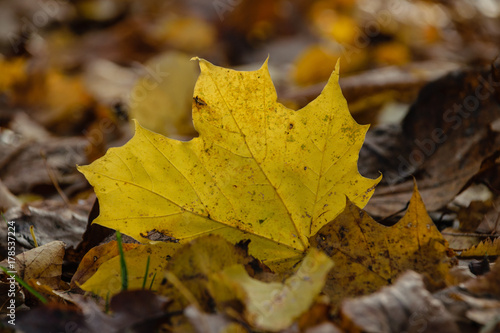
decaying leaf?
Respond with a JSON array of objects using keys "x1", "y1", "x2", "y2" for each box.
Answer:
[
  {"x1": 311, "y1": 182, "x2": 451, "y2": 304},
  {"x1": 209, "y1": 249, "x2": 333, "y2": 332},
  {"x1": 78, "y1": 58, "x2": 380, "y2": 271},
  {"x1": 360, "y1": 60, "x2": 500, "y2": 218},
  {"x1": 340, "y1": 271, "x2": 460, "y2": 333}
]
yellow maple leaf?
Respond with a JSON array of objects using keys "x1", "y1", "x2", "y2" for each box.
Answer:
[{"x1": 78, "y1": 58, "x2": 380, "y2": 270}]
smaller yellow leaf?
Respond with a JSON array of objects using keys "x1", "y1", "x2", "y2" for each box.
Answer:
[
  {"x1": 209, "y1": 249, "x2": 333, "y2": 332},
  {"x1": 459, "y1": 238, "x2": 500, "y2": 258},
  {"x1": 79, "y1": 242, "x2": 176, "y2": 298},
  {"x1": 157, "y1": 235, "x2": 255, "y2": 311},
  {"x1": 71, "y1": 241, "x2": 140, "y2": 288}
]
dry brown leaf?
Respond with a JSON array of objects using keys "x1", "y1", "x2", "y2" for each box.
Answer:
[
  {"x1": 476, "y1": 194, "x2": 500, "y2": 234},
  {"x1": 0, "y1": 241, "x2": 65, "y2": 290},
  {"x1": 362, "y1": 60, "x2": 500, "y2": 218},
  {"x1": 0, "y1": 136, "x2": 89, "y2": 195},
  {"x1": 1, "y1": 201, "x2": 91, "y2": 256},
  {"x1": 434, "y1": 258, "x2": 500, "y2": 330},
  {"x1": 441, "y1": 227, "x2": 481, "y2": 251},
  {"x1": 0, "y1": 179, "x2": 20, "y2": 211},
  {"x1": 108, "y1": 290, "x2": 171, "y2": 331},
  {"x1": 340, "y1": 271, "x2": 460, "y2": 333}
]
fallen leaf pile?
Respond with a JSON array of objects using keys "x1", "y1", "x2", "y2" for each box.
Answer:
[
  {"x1": 2, "y1": 55, "x2": 500, "y2": 332},
  {"x1": 4, "y1": 58, "x2": 466, "y2": 332}
]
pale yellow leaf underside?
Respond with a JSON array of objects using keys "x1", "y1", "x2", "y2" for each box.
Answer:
[
  {"x1": 210, "y1": 249, "x2": 334, "y2": 331},
  {"x1": 79, "y1": 58, "x2": 380, "y2": 269}
]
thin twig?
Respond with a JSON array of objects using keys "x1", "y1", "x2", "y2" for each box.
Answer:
[{"x1": 40, "y1": 150, "x2": 69, "y2": 205}]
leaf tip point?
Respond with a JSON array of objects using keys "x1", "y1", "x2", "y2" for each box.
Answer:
[
  {"x1": 411, "y1": 176, "x2": 418, "y2": 190},
  {"x1": 410, "y1": 177, "x2": 423, "y2": 203},
  {"x1": 76, "y1": 164, "x2": 87, "y2": 174},
  {"x1": 260, "y1": 56, "x2": 270, "y2": 72},
  {"x1": 130, "y1": 119, "x2": 144, "y2": 132}
]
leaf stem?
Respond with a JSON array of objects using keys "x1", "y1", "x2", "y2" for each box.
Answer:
[{"x1": 29, "y1": 225, "x2": 39, "y2": 247}]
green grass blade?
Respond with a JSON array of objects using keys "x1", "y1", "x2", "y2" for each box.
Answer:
[
  {"x1": 149, "y1": 272, "x2": 157, "y2": 290},
  {"x1": 0, "y1": 266, "x2": 48, "y2": 304},
  {"x1": 115, "y1": 231, "x2": 128, "y2": 291},
  {"x1": 142, "y1": 255, "x2": 150, "y2": 289}
]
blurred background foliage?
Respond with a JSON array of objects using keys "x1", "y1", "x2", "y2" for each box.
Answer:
[{"x1": 1, "y1": 0, "x2": 499, "y2": 149}]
